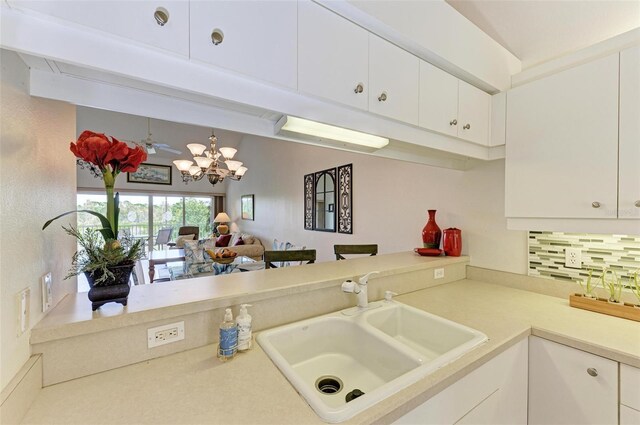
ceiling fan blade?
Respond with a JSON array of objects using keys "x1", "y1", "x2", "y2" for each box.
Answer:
[{"x1": 154, "y1": 144, "x2": 182, "y2": 155}]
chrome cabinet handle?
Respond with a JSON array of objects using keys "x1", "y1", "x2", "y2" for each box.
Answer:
[
  {"x1": 463, "y1": 124, "x2": 471, "y2": 130},
  {"x1": 587, "y1": 368, "x2": 598, "y2": 377},
  {"x1": 211, "y1": 29, "x2": 224, "y2": 45},
  {"x1": 635, "y1": 200, "x2": 640, "y2": 208},
  {"x1": 354, "y1": 83, "x2": 364, "y2": 94},
  {"x1": 449, "y1": 119, "x2": 457, "y2": 126},
  {"x1": 154, "y1": 8, "x2": 169, "y2": 26},
  {"x1": 592, "y1": 202, "x2": 601, "y2": 208},
  {"x1": 378, "y1": 92, "x2": 387, "y2": 102}
]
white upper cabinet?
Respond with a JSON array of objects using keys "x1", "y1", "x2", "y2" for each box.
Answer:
[
  {"x1": 458, "y1": 80, "x2": 491, "y2": 145},
  {"x1": 368, "y1": 35, "x2": 420, "y2": 125},
  {"x1": 619, "y1": 45, "x2": 640, "y2": 219},
  {"x1": 505, "y1": 53, "x2": 619, "y2": 219},
  {"x1": 419, "y1": 61, "x2": 459, "y2": 138},
  {"x1": 298, "y1": 0, "x2": 369, "y2": 110},
  {"x1": 8, "y1": 1, "x2": 190, "y2": 56},
  {"x1": 419, "y1": 61, "x2": 491, "y2": 145},
  {"x1": 189, "y1": 1, "x2": 297, "y2": 89}
]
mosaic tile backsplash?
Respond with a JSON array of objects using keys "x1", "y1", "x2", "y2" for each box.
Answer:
[{"x1": 529, "y1": 232, "x2": 640, "y2": 287}]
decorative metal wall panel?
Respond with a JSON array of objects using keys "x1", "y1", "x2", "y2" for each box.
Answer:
[
  {"x1": 337, "y1": 163, "x2": 353, "y2": 234},
  {"x1": 304, "y1": 173, "x2": 314, "y2": 230}
]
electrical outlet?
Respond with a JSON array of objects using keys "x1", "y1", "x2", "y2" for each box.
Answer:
[
  {"x1": 565, "y1": 248, "x2": 582, "y2": 269},
  {"x1": 147, "y1": 321, "x2": 185, "y2": 348},
  {"x1": 17, "y1": 288, "x2": 30, "y2": 336},
  {"x1": 41, "y1": 272, "x2": 53, "y2": 312},
  {"x1": 434, "y1": 268, "x2": 445, "y2": 279}
]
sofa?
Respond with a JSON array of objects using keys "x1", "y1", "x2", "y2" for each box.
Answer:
[{"x1": 225, "y1": 232, "x2": 264, "y2": 260}]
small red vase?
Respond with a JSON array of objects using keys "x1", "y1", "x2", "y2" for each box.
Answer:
[
  {"x1": 421, "y1": 210, "x2": 441, "y2": 249},
  {"x1": 443, "y1": 228, "x2": 462, "y2": 257}
]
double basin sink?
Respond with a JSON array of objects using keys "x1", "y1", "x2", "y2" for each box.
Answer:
[{"x1": 257, "y1": 300, "x2": 488, "y2": 423}]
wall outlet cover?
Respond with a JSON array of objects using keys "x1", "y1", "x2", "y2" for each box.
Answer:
[
  {"x1": 434, "y1": 268, "x2": 445, "y2": 279},
  {"x1": 565, "y1": 248, "x2": 582, "y2": 269},
  {"x1": 147, "y1": 321, "x2": 185, "y2": 348}
]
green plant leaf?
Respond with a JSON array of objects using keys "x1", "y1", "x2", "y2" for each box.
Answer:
[{"x1": 43, "y1": 210, "x2": 115, "y2": 240}]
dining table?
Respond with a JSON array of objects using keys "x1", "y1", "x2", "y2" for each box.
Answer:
[{"x1": 148, "y1": 249, "x2": 185, "y2": 282}]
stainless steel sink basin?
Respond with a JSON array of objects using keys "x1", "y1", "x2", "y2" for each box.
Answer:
[{"x1": 257, "y1": 301, "x2": 487, "y2": 423}]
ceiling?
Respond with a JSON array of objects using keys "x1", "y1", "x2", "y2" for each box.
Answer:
[{"x1": 446, "y1": 0, "x2": 640, "y2": 68}]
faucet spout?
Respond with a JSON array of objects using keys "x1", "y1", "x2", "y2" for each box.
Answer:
[{"x1": 342, "y1": 271, "x2": 380, "y2": 309}]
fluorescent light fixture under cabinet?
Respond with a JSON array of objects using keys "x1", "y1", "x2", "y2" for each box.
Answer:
[{"x1": 275, "y1": 116, "x2": 389, "y2": 150}]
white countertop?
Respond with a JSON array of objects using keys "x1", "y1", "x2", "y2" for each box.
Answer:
[{"x1": 21, "y1": 278, "x2": 640, "y2": 425}]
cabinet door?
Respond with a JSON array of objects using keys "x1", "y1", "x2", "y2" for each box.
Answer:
[
  {"x1": 619, "y1": 45, "x2": 640, "y2": 219},
  {"x1": 394, "y1": 338, "x2": 527, "y2": 425},
  {"x1": 505, "y1": 54, "x2": 619, "y2": 218},
  {"x1": 8, "y1": 1, "x2": 189, "y2": 56},
  {"x1": 419, "y1": 60, "x2": 459, "y2": 137},
  {"x1": 368, "y1": 35, "x2": 419, "y2": 125},
  {"x1": 189, "y1": 1, "x2": 297, "y2": 89},
  {"x1": 529, "y1": 336, "x2": 618, "y2": 425},
  {"x1": 621, "y1": 405, "x2": 640, "y2": 425},
  {"x1": 458, "y1": 81, "x2": 491, "y2": 145},
  {"x1": 298, "y1": 1, "x2": 369, "y2": 110}
]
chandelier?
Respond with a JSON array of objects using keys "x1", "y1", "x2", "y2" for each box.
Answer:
[{"x1": 173, "y1": 131, "x2": 247, "y2": 186}]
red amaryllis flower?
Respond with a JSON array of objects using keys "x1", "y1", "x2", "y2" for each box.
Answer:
[
  {"x1": 70, "y1": 131, "x2": 111, "y2": 169},
  {"x1": 104, "y1": 137, "x2": 130, "y2": 167},
  {"x1": 118, "y1": 146, "x2": 147, "y2": 173}
]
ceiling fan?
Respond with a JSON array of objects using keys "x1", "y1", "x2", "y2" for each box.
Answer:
[{"x1": 135, "y1": 118, "x2": 182, "y2": 155}]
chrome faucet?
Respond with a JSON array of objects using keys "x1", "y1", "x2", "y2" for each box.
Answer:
[{"x1": 341, "y1": 271, "x2": 380, "y2": 309}]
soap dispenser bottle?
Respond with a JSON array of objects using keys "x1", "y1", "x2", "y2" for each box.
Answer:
[
  {"x1": 236, "y1": 304, "x2": 253, "y2": 351},
  {"x1": 218, "y1": 308, "x2": 237, "y2": 361}
]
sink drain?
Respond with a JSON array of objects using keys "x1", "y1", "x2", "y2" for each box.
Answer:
[{"x1": 315, "y1": 376, "x2": 343, "y2": 394}]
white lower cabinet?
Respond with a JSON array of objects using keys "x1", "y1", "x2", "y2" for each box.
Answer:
[
  {"x1": 394, "y1": 339, "x2": 527, "y2": 424},
  {"x1": 621, "y1": 364, "x2": 640, "y2": 424},
  {"x1": 529, "y1": 336, "x2": 618, "y2": 425}
]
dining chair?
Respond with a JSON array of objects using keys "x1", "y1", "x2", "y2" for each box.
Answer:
[
  {"x1": 154, "y1": 228, "x2": 173, "y2": 250},
  {"x1": 334, "y1": 244, "x2": 378, "y2": 260},
  {"x1": 264, "y1": 249, "x2": 316, "y2": 269}
]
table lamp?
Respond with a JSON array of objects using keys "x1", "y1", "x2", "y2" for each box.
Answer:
[{"x1": 214, "y1": 212, "x2": 231, "y2": 235}]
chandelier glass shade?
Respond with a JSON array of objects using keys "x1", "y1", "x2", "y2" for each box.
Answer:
[{"x1": 173, "y1": 132, "x2": 247, "y2": 186}]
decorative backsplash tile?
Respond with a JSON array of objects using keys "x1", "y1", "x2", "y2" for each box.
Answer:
[{"x1": 528, "y1": 232, "x2": 640, "y2": 287}]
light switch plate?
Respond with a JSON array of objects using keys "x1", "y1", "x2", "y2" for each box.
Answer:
[
  {"x1": 17, "y1": 288, "x2": 30, "y2": 336},
  {"x1": 434, "y1": 268, "x2": 445, "y2": 279},
  {"x1": 41, "y1": 272, "x2": 52, "y2": 312}
]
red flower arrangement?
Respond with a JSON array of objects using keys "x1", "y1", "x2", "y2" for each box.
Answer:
[{"x1": 43, "y1": 131, "x2": 148, "y2": 286}]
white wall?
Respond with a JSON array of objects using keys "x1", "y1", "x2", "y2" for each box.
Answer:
[
  {"x1": 226, "y1": 135, "x2": 528, "y2": 272},
  {"x1": 76, "y1": 107, "x2": 233, "y2": 195},
  {"x1": 0, "y1": 50, "x2": 77, "y2": 390}
]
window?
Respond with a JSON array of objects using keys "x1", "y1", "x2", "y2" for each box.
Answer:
[{"x1": 77, "y1": 191, "x2": 220, "y2": 252}]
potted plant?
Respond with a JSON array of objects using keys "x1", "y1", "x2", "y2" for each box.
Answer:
[
  {"x1": 577, "y1": 269, "x2": 599, "y2": 299},
  {"x1": 43, "y1": 130, "x2": 147, "y2": 310},
  {"x1": 601, "y1": 268, "x2": 623, "y2": 304},
  {"x1": 630, "y1": 270, "x2": 640, "y2": 308}
]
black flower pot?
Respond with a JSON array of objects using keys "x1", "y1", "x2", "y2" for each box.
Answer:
[{"x1": 85, "y1": 263, "x2": 134, "y2": 311}]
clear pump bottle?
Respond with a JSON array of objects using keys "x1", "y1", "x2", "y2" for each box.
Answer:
[{"x1": 218, "y1": 308, "x2": 237, "y2": 361}]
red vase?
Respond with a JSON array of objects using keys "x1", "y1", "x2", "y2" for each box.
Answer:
[
  {"x1": 443, "y1": 228, "x2": 462, "y2": 257},
  {"x1": 421, "y1": 210, "x2": 442, "y2": 249}
]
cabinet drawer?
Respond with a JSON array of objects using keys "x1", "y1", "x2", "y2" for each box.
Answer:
[{"x1": 622, "y1": 364, "x2": 640, "y2": 410}]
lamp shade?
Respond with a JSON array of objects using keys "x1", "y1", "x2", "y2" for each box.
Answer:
[
  {"x1": 219, "y1": 147, "x2": 237, "y2": 160},
  {"x1": 194, "y1": 156, "x2": 214, "y2": 169},
  {"x1": 187, "y1": 143, "x2": 207, "y2": 156},
  {"x1": 235, "y1": 166, "x2": 248, "y2": 176},
  {"x1": 173, "y1": 159, "x2": 193, "y2": 171},
  {"x1": 225, "y1": 160, "x2": 243, "y2": 172},
  {"x1": 214, "y1": 212, "x2": 231, "y2": 223}
]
